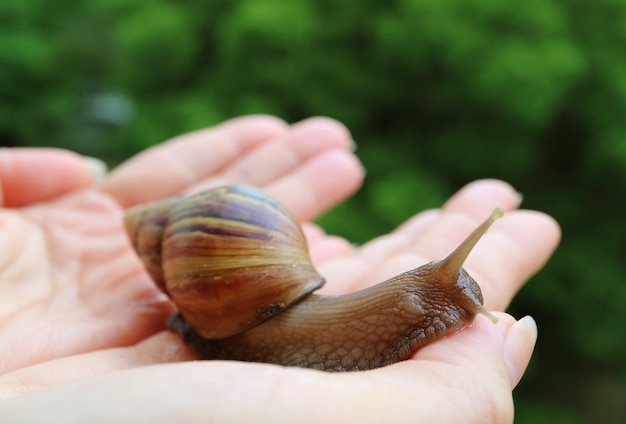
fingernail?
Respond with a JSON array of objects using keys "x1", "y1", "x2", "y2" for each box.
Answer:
[
  {"x1": 83, "y1": 156, "x2": 108, "y2": 182},
  {"x1": 351, "y1": 140, "x2": 358, "y2": 152},
  {"x1": 515, "y1": 192, "x2": 524, "y2": 208},
  {"x1": 503, "y1": 315, "x2": 537, "y2": 387}
]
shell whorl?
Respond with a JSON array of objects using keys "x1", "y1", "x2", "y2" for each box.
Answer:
[{"x1": 124, "y1": 185, "x2": 325, "y2": 339}]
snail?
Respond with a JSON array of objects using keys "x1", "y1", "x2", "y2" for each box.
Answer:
[{"x1": 124, "y1": 185, "x2": 501, "y2": 372}]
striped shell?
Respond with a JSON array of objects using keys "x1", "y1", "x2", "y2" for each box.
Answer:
[{"x1": 124, "y1": 185, "x2": 325, "y2": 339}]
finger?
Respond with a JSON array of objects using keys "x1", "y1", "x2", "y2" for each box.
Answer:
[
  {"x1": 186, "y1": 116, "x2": 354, "y2": 191},
  {"x1": 184, "y1": 117, "x2": 363, "y2": 221},
  {"x1": 363, "y1": 179, "x2": 522, "y2": 261},
  {"x1": 317, "y1": 179, "x2": 522, "y2": 292},
  {"x1": 264, "y1": 149, "x2": 364, "y2": 221},
  {"x1": 398, "y1": 179, "x2": 560, "y2": 309},
  {"x1": 318, "y1": 179, "x2": 559, "y2": 302},
  {"x1": 412, "y1": 178, "x2": 524, "y2": 263},
  {"x1": 315, "y1": 211, "x2": 436, "y2": 295},
  {"x1": 443, "y1": 179, "x2": 523, "y2": 217},
  {"x1": 0, "y1": 148, "x2": 102, "y2": 207},
  {"x1": 0, "y1": 315, "x2": 525, "y2": 423},
  {"x1": 99, "y1": 115, "x2": 289, "y2": 207}
]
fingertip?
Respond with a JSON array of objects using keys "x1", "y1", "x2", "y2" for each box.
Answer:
[
  {"x1": 445, "y1": 179, "x2": 521, "y2": 218},
  {"x1": 529, "y1": 210, "x2": 562, "y2": 245},
  {"x1": 506, "y1": 209, "x2": 561, "y2": 248},
  {"x1": 290, "y1": 116, "x2": 354, "y2": 151},
  {"x1": 464, "y1": 179, "x2": 518, "y2": 198},
  {"x1": 480, "y1": 210, "x2": 561, "y2": 299}
]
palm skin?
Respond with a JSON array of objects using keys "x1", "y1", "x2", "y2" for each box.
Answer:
[{"x1": 0, "y1": 116, "x2": 559, "y2": 423}]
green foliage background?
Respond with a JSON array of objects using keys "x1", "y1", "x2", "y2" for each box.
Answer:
[{"x1": 2, "y1": 0, "x2": 625, "y2": 421}]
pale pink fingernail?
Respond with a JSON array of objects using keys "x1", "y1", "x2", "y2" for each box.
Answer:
[
  {"x1": 503, "y1": 315, "x2": 538, "y2": 387},
  {"x1": 515, "y1": 192, "x2": 524, "y2": 208},
  {"x1": 83, "y1": 156, "x2": 108, "y2": 182}
]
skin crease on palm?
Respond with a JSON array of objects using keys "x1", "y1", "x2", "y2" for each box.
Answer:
[{"x1": 0, "y1": 116, "x2": 560, "y2": 424}]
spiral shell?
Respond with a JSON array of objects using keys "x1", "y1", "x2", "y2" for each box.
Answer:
[{"x1": 124, "y1": 185, "x2": 325, "y2": 339}]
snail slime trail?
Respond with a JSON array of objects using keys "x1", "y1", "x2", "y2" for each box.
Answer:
[{"x1": 125, "y1": 185, "x2": 501, "y2": 372}]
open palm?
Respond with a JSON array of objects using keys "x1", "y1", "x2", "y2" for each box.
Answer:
[{"x1": 0, "y1": 116, "x2": 559, "y2": 423}]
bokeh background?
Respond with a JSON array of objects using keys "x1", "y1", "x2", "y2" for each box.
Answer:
[{"x1": 2, "y1": 0, "x2": 625, "y2": 422}]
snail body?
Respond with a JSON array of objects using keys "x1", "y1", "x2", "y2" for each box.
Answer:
[{"x1": 125, "y1": 185, "x2": 500, "y2": 372}]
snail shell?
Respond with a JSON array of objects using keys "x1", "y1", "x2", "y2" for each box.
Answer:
[{"x1": 124, "y1": 185, "x2": 324, "y2": 339}]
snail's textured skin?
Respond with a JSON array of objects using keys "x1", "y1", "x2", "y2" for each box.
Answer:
[{"x1": 125, "y1": 185, "x2": 500, "y2": 372}]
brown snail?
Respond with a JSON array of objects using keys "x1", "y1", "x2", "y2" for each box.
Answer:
[{"x1": 124, "y1": 185, "x2": 500, "y2": 371}]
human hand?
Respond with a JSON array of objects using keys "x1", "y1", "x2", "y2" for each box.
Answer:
[{"x1": 0, "y1": 118, "x2": 559, "y2": 423}]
